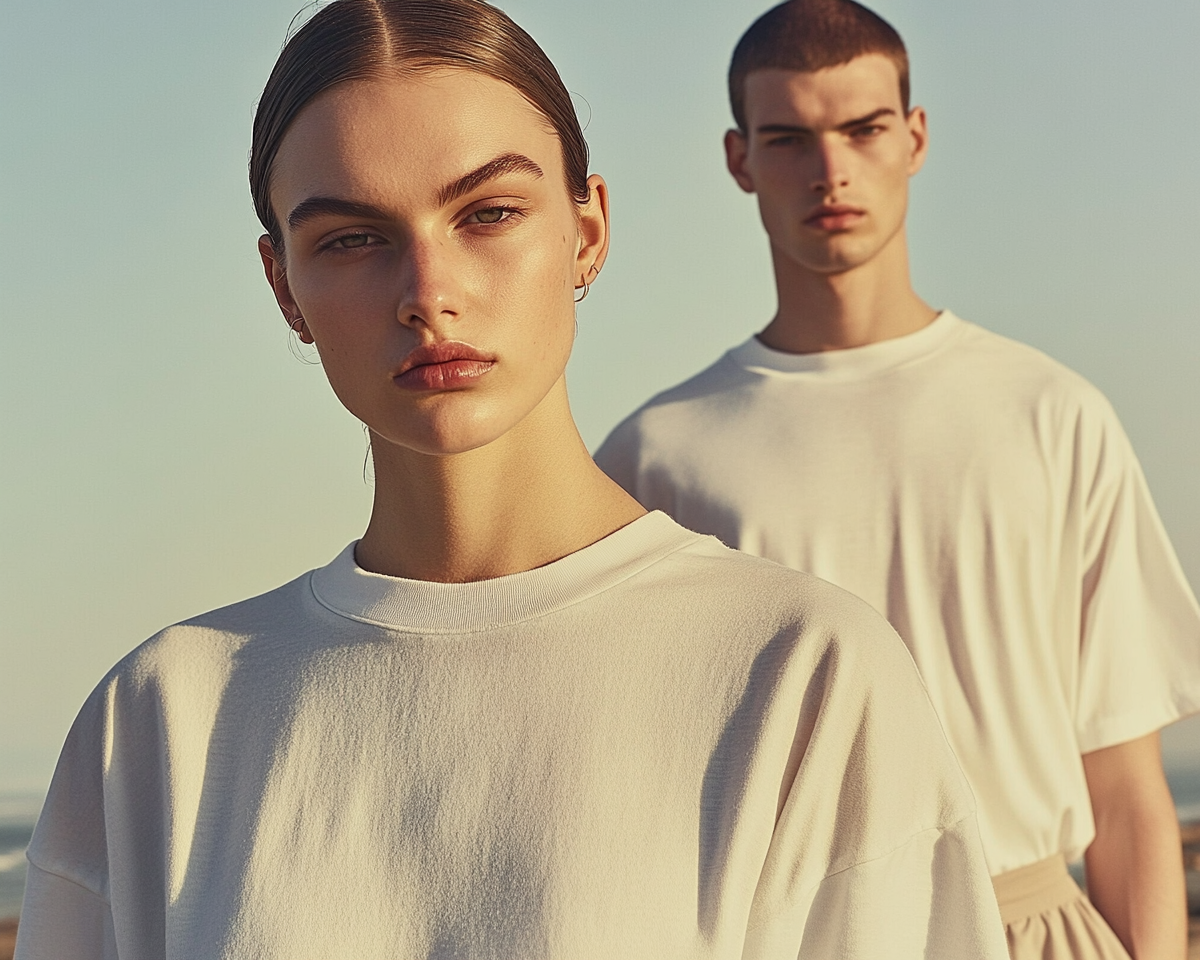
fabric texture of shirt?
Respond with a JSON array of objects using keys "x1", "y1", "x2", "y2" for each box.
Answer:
[
  {"x1": 18, "y1": 512, "x2": 1007, "y2": 959},
  {"x1": 595, "y1": 312, "x2": 1200, "y2": 874}
]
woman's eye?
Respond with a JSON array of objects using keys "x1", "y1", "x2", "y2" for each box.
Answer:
[{"x1": 472, "y1": 207, "x2": 508, "y2": 224}]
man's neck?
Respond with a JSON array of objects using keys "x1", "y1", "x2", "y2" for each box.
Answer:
[{"x1": 757, "y1": 230, "x2": 937, "y2": 354}]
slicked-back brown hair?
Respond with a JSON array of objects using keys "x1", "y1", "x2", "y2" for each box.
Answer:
[
  {"x1": 729, "y1": 0, "x2": 909, "y2": 132},
  {"x1": 250, "y1": 0, "x2": 589, "y2": 249}
]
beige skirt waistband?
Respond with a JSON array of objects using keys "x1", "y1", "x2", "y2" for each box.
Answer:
[{"x1": 991, "y1": 854, "x2": 1083, "y2": 926}]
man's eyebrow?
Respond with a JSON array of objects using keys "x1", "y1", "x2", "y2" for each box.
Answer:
[
  {"x1": 834, "y1": 108, "x2": 897, "y2": 130},
  {"x1": 437, "y1": 153, "x2": 544, "y2": 208},
  {"x1": 755, "y1": 108, "x2": 898, "y2": 136},
  {"x1": 287, "y1": 197, "x2": 391, "y2": 230}
]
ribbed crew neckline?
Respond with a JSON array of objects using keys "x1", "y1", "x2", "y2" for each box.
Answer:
[
  {"x1": 729, "y1": 310, "x2": 963, "y2": 380},
  {"x1": 309, "y1": 511, "x2": 700, "y2": 634}
]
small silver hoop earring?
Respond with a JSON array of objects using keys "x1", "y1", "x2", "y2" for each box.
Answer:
[
  {"x1": 286, "y1": 317, "x2": 321, "y2": 365},
  {"x1": 574, "y1": 263, "x2": 600, "y2": 303}
]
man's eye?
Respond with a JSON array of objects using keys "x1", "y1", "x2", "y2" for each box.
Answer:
[
  {"x1": 332, "y1": 233, "x2": 373, "y2": 248},
  {"x1": 852, "y1": 125, "x2": 883, "y2": 138}
]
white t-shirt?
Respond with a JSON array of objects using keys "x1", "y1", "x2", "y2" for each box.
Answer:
[
  {"x1": 18, "y1": 512, "x2": 1006, "y2": 959},
  {"x1": 596, "y1": 312, "x2": 1200, "y2": 875}
]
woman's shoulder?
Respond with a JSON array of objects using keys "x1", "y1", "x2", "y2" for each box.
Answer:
[
  {"x1": 632, "y1": 526, "x2": 913, "y2": 674},
  {"x1": 664, "y1": 531, "x2": 898, "y2": 630},
  {"x1": 653, "y1": 533, "x2": 979, "y2": 842},
  {"x1": 99, "y1": 570, "x2": 320, "y2": 696}
]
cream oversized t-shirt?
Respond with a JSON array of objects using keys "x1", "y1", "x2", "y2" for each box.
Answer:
[
  {"x1": 596, "y1": 312, "x2": 1200, "y2": 874},
  {"x1": 18, "y1": 513, "x2": 1006, "y2": 959}
]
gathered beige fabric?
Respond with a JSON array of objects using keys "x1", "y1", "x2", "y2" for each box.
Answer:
[{"x1": 994, "y1": 855, "x2": 1131, "y2": 960}]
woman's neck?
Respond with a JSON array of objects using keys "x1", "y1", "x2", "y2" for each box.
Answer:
[{"x1": 354, "y1": 381, "x2": 645, "y2": 583}]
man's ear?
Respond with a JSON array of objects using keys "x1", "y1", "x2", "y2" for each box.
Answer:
[
  {"x1": 724, "y1": 129, "x2": 756, "y2": 194},
  {"x1": 258, "y1": 235, "x2": 313, "y2": 343},
  {"x1": 575, "y1": 173, "x2": 610, "y2": 286},
  {"x1": 905, "y1": 106, "x2": 929, "y2": 177}
]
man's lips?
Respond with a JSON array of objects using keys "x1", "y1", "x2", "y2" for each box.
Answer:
[
  {"x1": 804, "y1": 205, "x2": 866, "y2": 231},
  {"x1": 393, "y1": 340, "x2": 497, "y2": 391}
]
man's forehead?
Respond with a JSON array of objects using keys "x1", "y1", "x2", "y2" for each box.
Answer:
[{"x1": 743, "y1": 55, "x2": 903, "y2": 126}]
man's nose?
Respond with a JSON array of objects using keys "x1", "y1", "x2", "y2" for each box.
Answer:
[{"x1": 810, "y1": 137, "x2": 851, "y2": 194}]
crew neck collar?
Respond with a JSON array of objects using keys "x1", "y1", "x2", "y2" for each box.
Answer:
[
  {"x1": 309, "y1": 511, "x2": 699, "y2": 634},
  {"x1": 729, "y1": 310, "x2": 962, "y2": 380}
]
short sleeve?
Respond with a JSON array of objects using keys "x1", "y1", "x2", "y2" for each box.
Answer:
[
  {"x1": 14, "y1": 863, "x2": 118, "y2": 960},
  {"x1": 1075, "y1": 401, "x2": 1200, "y2": 752},
  {"x1": 798, "y1": 821, "x2": 1005, "y2": 959},
  {"x1": 742, "y1": 820, "x2": 1007, "y2": 960},
  {"x1": 737, "y1": 589, "x2": 1009, "y2": 959}
]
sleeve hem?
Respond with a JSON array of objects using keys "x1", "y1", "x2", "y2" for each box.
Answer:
[
  {"x1": 1077, "y1": 694, "x2": 1200, "y2": 755},
  {"x1": 815, "y1": 813, "x2": 977, "y2": 888},
  {"x1": 23, "y1": 858, "x2": 110, "y2": 904}
]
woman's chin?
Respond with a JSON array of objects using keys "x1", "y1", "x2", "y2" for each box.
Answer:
[
  {"x1": 371, "y1": 413, "x2": 525, "y2": 460},
  {"x1": 360, "y1": 378, "x2": 567, "y2": 461}
]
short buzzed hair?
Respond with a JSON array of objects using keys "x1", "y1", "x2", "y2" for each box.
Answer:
[{"x1": 729, "y1": 0, "x2": 909, "y2": 132}]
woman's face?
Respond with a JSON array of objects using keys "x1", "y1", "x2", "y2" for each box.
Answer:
[{"x1": 261, "y1": 70, "x2": 607, "y2": 456}]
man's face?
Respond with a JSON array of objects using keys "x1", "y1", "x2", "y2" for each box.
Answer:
[{"x1": 725, "y1": 54, "x2": 927, "y2": 275}]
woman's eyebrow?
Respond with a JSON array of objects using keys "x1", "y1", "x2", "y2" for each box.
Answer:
[
  {"x1": 437, "y1": 153, "x2": 544, "y2": 207},
  {"x1": 285, "y1": 153, "x2": 545, "y2": 230},
  {"x1": 287, "y1": 197, "x2": 391, "y2": 230}
]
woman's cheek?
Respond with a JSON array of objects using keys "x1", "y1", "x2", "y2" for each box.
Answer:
[{"x1": 491, "y1": 237, "x2": 568, "y2": 326}]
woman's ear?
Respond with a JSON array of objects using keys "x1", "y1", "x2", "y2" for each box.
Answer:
[
  {"x1": 575, "y1": 174, "x2": 610, "y2": 288},
  {"x1": 258, "y1": 235, "x2": 313, "y2": 343}
]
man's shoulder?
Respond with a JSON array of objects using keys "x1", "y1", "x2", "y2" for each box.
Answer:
[
  {"x1": 622, "y1": 347, "x2": 756, "y2": 420},
  {"x1": 595, "y1": 348, "x2": 751, "y2": 468},
  {"x1": 952, "y1": 317, "x2": 1114, "y2": 410}
]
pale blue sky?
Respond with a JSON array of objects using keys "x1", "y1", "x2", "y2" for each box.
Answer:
[{"x1": 3, "y1": 0, "x2": 1199, "y2": 793}]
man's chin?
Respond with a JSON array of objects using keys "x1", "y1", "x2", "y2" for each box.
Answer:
[
  {"x1": 792, "y1": 246, "x2": 874, "y2": 276},
  {"x1": 769, "y1": 230, "x2": 886, "y2": 276}
]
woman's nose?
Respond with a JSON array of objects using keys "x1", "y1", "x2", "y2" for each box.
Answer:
[{"x1": 394, "y1": 236, "x2": 463, "y2": 331}]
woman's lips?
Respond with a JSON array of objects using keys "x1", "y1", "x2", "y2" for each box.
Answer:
[{"x1": 393, "y1": 341, "x2": 496, "y2": 391}]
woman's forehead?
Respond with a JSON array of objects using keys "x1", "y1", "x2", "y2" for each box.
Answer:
[{"x1": 271, "y1": 70, "x2": 563, "y2": 209}]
